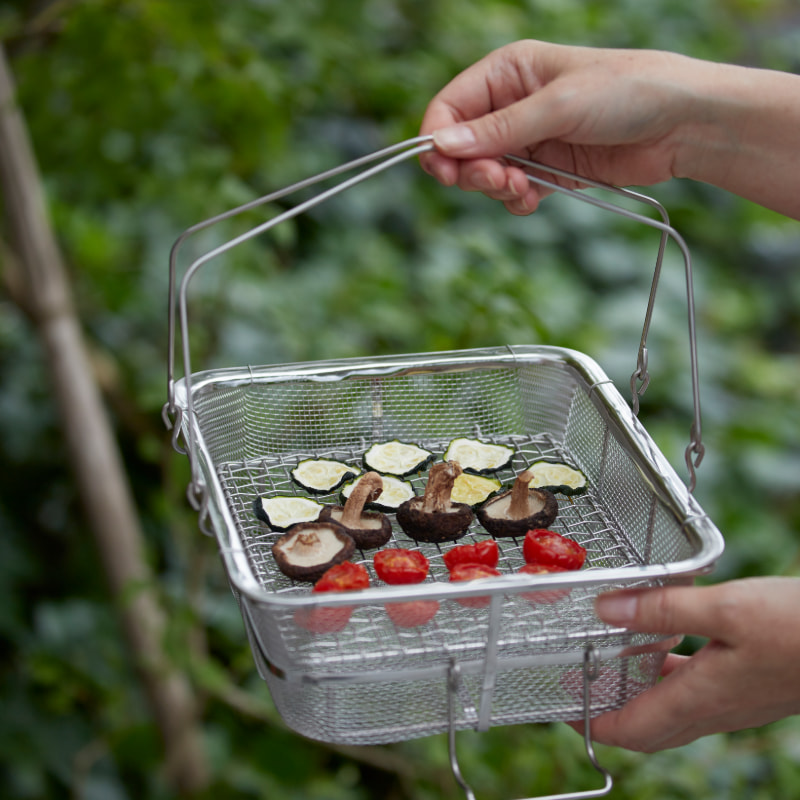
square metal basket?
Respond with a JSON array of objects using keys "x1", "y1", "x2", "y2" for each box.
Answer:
[{"x1": 164, "y1": 138, "x2": 725, "y2": 800}]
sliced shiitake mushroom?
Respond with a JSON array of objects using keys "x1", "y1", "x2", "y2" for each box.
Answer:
[
  {"x1": 319, "y1": 471, "x2": 392, "y2": 550},
  {"x1": 271, "y1": 521, "x2": 355, "y2": 583},
  {"x1": 476, "y1": 468, "x2": 558, "y2": 538},
  {"x1": 396, "y1": 461, "x2": 474, "y2": 543}
]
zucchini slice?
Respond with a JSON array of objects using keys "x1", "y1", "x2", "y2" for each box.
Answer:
[
  {"x1": 341, "y1": 473, "x2": 415, "y2": 512},
  {"x1": 451, "y1": 472, "x2": 502, "y2": 508},
  {"x1": 363, "y1": 440, "x2": 434, "y2": 477},
  {"x1": 528, "y1": 461, "x2": 588, "y2": 496},
  {"x1": 253, "y1": 495, "x2": 324, "y2": 531},
  {"x1": 291, "y1": 458, "x2": 360, "y2": 494},
  {"x1": 443, "y1": 437, "x2": 514, "y2": 474}
]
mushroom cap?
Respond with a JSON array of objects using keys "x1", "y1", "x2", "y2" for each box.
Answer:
[
  {"x1": 319, "y1": 505, "x2": 393, "y2": 550},
  {"x1": 476, "y1": 487, "x2": 558, "y2": 538},
  {"x1": 396, "y1": 496, "x2": 474, "y2": 543},
  {"x1": 272, "y1": 521, "x2": 355, "y2": 582}
]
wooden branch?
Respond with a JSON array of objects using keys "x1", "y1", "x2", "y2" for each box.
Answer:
[{"x1": 0, "y1": 43, "x2": 208, "y2": 795}]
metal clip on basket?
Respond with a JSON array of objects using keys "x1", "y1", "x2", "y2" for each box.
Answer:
[{"x1": 164, "y1": 137, "x2": 724, "y2": 800}]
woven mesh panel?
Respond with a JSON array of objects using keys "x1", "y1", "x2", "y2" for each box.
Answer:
[{"x1": 263, "y1": 644, "x2": 666, "y2": 745}]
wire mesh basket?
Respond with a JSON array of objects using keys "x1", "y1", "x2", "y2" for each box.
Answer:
[{"x1": 164, "y1": 138, "x2": 724, "y2": 800}]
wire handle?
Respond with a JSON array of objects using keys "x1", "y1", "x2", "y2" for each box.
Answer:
[
  {"x1": 504, "y1": 154, "x2": 704, "y2": 489},
  {"x1": 447, "y1": 648, "x2": 613, "y2": 800},
  {"x1": 164, "y1": 135, "x2": 704, "y2": 494}
]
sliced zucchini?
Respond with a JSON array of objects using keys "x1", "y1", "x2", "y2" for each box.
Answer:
[
  {"x1": 291, "y1": 458, "x2": 360, "y2": 494},
  {"x1": 443, "y1": 437, "x2": 514, "y2": 474},
  {"x1": 341, "y1": 473, "x2": 415, "y2": 512},
  {"x1": 253, "y1": 495, "x2": 324, "y2": 531},
  {"x1": 363, "y1": 440, "x2": 434, "y2": 477},
  {"x1": 451, "y1": 472, "x2": 502, "y2": 508},
  {"x1": 528, "y1": 460, "x2": 588, "y2": 496}
]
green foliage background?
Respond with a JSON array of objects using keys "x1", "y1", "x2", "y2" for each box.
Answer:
[{"x1": 1, "y1": 0, "x2": 800, "y2": 798}]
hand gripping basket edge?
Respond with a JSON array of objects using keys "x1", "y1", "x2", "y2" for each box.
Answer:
[{"x1": 163, "y1": 137, "x2": 724, "y2": 800}]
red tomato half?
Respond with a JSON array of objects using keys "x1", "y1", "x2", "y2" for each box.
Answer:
[
  {"x1": 523, "y1": 529, "x2": 586, "y2": 571},
  {"x1": 386, "y1": 599, "x2": 440, "y2": 628},
  {"x1": 374, "y1": 548, "x2": 430, "y2": 585},
  {"x1": 294, "y1": 561, "x2": 369, "y2": 634},
  {"x1": 294, "y1": 605, "x2": 352, "y2": 634},
  {"x1": 518, "y1": 563, "x2": 569, "y2": 605},
  {"x1": 449, "y1": 562, "x2": 501, "y2": 608},
  {"x1": 314, "y1": 561, "x2": 370, "y2": 593},
  {"x1": 442, "y1": 539, "x2": 499, "y2": 572}
]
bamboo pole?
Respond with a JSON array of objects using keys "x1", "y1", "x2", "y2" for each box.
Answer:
[{"x1": 0, "y1": 43, "x2": 208, "y2": 794}]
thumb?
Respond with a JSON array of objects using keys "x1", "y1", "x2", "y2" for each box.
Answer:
[
  {"x1": 431, "y1": 85, "x2": 571, "y2": 159},
  {"x1": 595, "y1": 583, "x2": 739, "y2": 641},
  {"x1": 431, "y1": 99, "x2": 548, "y2": 159}
]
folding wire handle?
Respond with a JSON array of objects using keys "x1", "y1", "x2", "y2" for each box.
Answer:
[
  {"x1": 448, "y1": 648, "x2": 612, "y2": 800},
  {"x1": 163, "y1": 135, "x2": 704, "y2": 517}
]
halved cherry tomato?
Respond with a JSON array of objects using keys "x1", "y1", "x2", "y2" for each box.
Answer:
[
  {"x1": 518, "y1": 563, "x2": 569, "y2": 605},
  {"x1": 314, "y1": 561, "x2": 370, "y2": 592},
  {"x1": 523, "y1": 528, "x2": 586, "y2": 571},
  {"x1": 374, "y1": 550, "x2": 435, "y2": 625},
  {"x1": 386, "y1": 599, "x2": 440, "y2": 628},
  {"x1": 374, "y1": 548, "x2": 430, "y2": 585},
  {"x1": 294, "y1": 561, "x2": 369, "y2": 633},
  {"x1": 293, "y1": 605, "x2": 352, "y2": 634},
  {"x1": 442, "y1": 539, "x2": 499, "y2": 572},
  {"x1": 449, "y1": 562, "x2": 501, "y2": 608}
]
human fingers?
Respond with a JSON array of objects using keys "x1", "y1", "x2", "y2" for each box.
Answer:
[
  {"x1": 454, "y1": 159, "x2": 545, "y2": 213},
  {"x1": 423, "y1": 80, "x2": 582, "y2": 197},
  {"x1": 570, "y1": 662, "x2": 705, "y2": 752},
  {"x1": 594, "y1": 582, "x2": 747, "y2": 642},
  {"x1": 418, "y1": 40, "x2": 569, "y2": 184},
  {"x1": 583, "y1": 579, "x2": 800, "y2": 750},
  {"x1": 419, "y1": 145, "x2": 546, "y2": 214},
  {"x1": 566, "y1": 652, "x2": 689, "y2": 748},
  {"x1": 659, "y1": 652, "x2": 689, "y2": 678}
]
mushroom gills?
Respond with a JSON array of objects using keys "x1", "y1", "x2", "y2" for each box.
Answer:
[
  {"x1": 476, "y1": 469, "x2": 558, "y2": 538},
  {"x1": 321, "y1": 506, "x2": 392, "y2": 549},
  {"x1": 271, "y1": 521, "x2": 355, "y2": 582}
]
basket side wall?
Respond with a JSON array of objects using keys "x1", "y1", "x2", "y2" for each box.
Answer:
[{"x1": 191, "y1": 360, "x2": 582, "y2": 463}]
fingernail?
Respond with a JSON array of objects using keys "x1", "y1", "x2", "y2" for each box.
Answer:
[
  {"x1": 595, "y1": 593, "x2": 638, "y2": 625},
  {"x1": 433, "y1": 125, "x2": 476, "y2": 152}
]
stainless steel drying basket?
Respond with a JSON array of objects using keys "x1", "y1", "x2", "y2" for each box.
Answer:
[{"x1": 164, "y1": 138, "x2": 724, "y2": 800}]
